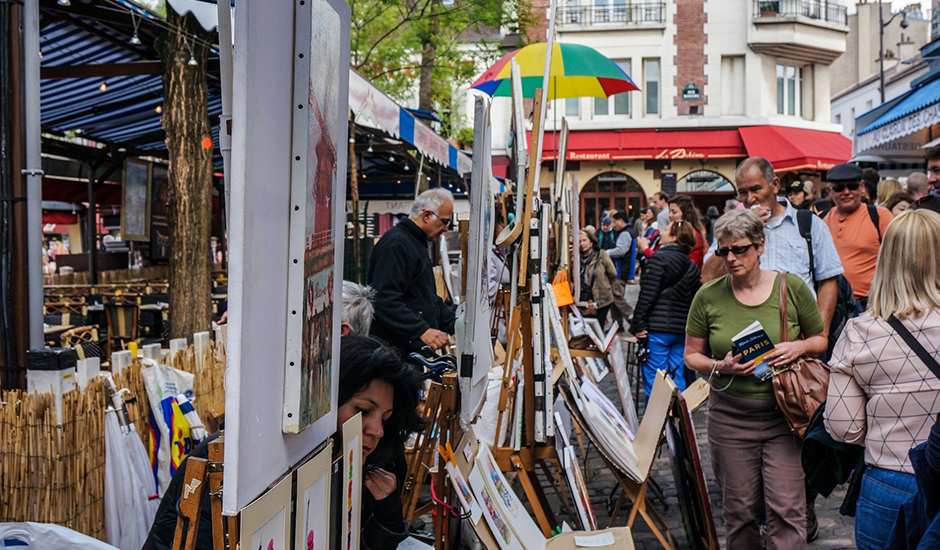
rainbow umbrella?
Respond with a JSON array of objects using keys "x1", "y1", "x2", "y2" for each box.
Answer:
[{"x1": 470, "y1": 42, "x2": 639, "y2": 99}]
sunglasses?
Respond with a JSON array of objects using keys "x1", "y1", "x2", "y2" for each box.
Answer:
[
  {"x1": 715, "y1": 243, "x2": 756, "y2": 257},
  {"x1": 830, "y1": 182, "x2": 861, "y2": 193}
]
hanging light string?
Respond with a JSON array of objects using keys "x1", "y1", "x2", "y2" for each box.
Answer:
[{"x1": 129, "y1": 12, "x2": 142, "y2": 45}]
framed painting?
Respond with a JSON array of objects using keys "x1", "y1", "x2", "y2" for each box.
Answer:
[
  {"x1": 283, "y1": 0, "x2": 350, "y2": 434},
  {"x1": 240, "y1": 473, "x2": 292, "y2": 550},
  {"x1": 121, "y1": 158, "x2": 151, "y2": 241},
  {"x1": 295, "y1": 440, "x2": 333, "y2": 550},
  {"x1": 341, "y1": 413, "x2": 363, "y2": 550}
]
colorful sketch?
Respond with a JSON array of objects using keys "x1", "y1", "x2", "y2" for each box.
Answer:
[
  {"x1": 295, "y1": 0, "x2": 343, "y2": 432},
  {"x1": 480, "y1": 485, "x2": 511, "y2": 544},
  {"x1": 341, "y1": 415, "x2": 362, "y2": 550},
  {"x1": 446, "y1": 462, "x2": 481, "y2": 522},
  {"x1": 296, "y1": 442, "x2": 331, "y2": 550}
]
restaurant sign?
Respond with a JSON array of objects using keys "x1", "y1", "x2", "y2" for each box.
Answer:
[{"x1": 857, "y1": 101, "x2": 940, "y2": 152}]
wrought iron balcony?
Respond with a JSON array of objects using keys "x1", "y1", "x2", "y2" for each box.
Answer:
[
  {"x1": 558, "y1": 3, "x2": 666, "y2": 27},
  {"x1": 753, "y1": 0, "x2": 847, "y2": 25}
]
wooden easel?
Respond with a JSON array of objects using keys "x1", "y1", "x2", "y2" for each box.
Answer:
[
  {"x1": 171, "y1": 434, "x2": 239, "y2": 550},
  {"x1": 401, "y1": 372, "x2": 460, "y2": 550},
  {"x1": 560, "y1": 375, "x2": 679, "y2": 550}
]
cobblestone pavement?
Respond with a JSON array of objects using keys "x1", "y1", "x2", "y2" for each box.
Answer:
[{"x1": 528, "y1": 337, "x2": 859, "y2": 550}]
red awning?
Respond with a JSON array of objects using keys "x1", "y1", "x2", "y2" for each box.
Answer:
[
  {"x1": 538, "y1": 129, "x2": 748, "y2": 161},
  {"x1": 42, "y1": 178, "x2": 122, "y2": 206},
  {"x1": 42, "y1": 211, "x2": 79, "y2": 225},
  {"x1": 739, "y1": 126, "x2": 852, "y2": 172}
]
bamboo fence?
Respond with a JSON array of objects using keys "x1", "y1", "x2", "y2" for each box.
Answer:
[{"x1": 0, "y1": 342, "x2": 225, "y2": 540}]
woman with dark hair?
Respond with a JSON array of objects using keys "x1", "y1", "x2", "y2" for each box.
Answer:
[
  {"x1": 336, "y1": 335, "x2": 423, "y2": 550},
  {"x1": 143, "y1": 335, "x2": 423, "y2": 550},
  {"x1": 636, "y1": 207, "x2": 661, "y2": 266},
  {"x1": 631, "y1": 221, "x2": 701, "y2": 397},
  {"x1": 578, "y1": 229, "x2": 618, "y2": 328},
  {"x1": 885, "y1": 191, "x2": 915, "y2": 218},
  {"x1": 667, "y1": 195, "x2": 707, "y2": 269}
]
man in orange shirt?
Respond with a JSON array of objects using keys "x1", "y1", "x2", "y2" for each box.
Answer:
[{"x1": 823, "y1": 163, "x2": 893, "y2": 309}]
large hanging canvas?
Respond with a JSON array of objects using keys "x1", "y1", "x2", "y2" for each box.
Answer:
[
  {"x1": 284, "y1": 0, "x2": 350, "y2": 434},
  {"x1": 121, "y1": 158, "x2": 151, "y2": 241}
]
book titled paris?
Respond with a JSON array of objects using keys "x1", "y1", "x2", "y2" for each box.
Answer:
[{"x1": 731, "y1": 321, "x2": 777, "y2": 382}]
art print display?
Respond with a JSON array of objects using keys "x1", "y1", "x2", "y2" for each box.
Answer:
[
  {"x1": 122, "y1": 158, "x2": 151, "y2": 241},
  {"x1": 295, "y1": 440, "x2": 333, "y2": 550},
  {"x1": 475, "y1": 445, "x2": 546, "y2": 550},
  {"x1": 240, "y1": 474, "x2": 292, "y2": 550},
  {"x1": 341, "y1": 414, "x2": 362, "y2": 550},
  {"x1": 284, "y1": 0, "x2": 350, "y2": 434}
]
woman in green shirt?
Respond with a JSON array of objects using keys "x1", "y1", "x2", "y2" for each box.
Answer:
[{"x1": 684, "y1": 209, "x2": 827, "y2": 550}]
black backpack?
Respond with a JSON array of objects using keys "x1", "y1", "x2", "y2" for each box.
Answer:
[{"x1": 796, "y1": 208, "x2": 879, "y2": 356}]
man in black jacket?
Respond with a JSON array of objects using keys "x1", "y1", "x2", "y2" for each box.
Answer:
[{"x1": 368, "y1": 189, "x2": 457, "y2": 353}]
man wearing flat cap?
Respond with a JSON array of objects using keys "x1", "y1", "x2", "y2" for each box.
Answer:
[{"x1": 823, "y1": 163, "x2": 893, "y2": 308}]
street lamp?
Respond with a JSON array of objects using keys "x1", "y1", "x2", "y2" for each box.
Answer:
[{"x1": 880, "y1": 2, "x2": 911, "y2": 103}]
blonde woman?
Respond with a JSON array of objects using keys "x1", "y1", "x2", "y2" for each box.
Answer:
[
  {"x1": 825, "y1": 209, "x2": 940, "y2": 550},
  {"x1": 876, "y1": 178, "x2": 903, "y2": 206}
]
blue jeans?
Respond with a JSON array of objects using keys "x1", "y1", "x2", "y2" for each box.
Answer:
[
  {"x1": 643, "y1": 332, "x2": 687, "y2": 398},
  {"x1": 856, "y1": 466, "x2": 917, "y2": 550}
]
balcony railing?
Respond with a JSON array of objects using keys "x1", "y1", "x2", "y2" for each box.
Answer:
[
  {"x1": 753, "y1": 0, "x2": 847, "y2": 25},
  {"x1": 559, "y1": 3, "x2": 666, "y2": 27}
]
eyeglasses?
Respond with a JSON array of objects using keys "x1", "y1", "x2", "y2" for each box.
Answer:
[
  {"x1": 715, "y1": 243, "x2": 756, "y2": 257},
  {"x1": 830, "y1": 182, "x2": 861, "y2": 193},
  {"x1": 429, "y1": 211, "x2": 453, "y2": 229}
]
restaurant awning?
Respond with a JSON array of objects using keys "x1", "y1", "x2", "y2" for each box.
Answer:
[
  {"x1": 539, "y1": 128, "x2": 747, "y2": 161},
  {"x1": 738, "y1": 126, "x2": 852, "y2": 172},
  {"x1": 537, "y1": 126, "x2": 850, "y2": 173},
  {"x1": 855, "y1": 77, "x2": 940, "y2": 152}
]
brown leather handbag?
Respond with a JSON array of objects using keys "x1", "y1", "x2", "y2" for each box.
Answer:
[{"x1": 771, "y1": 273, "x2": 830, "y2": 438}]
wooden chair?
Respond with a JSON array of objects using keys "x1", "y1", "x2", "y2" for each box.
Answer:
[
  {"x1": 60, "y1": 325, "x2": 101, "y2": 360},
  {"x1": 104, "y1": 303, "x2": 139, "y2": 358}
]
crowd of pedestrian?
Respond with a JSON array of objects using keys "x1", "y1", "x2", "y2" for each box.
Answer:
[{"x1": 355, "y1": 148, "x2": 940, "y2": 550}]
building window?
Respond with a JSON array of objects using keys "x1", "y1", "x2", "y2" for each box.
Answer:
[
  {"x1": 865, "y1": 99, "x2": 873, "y2": 111},
  {"x1": 594, "y1": 61, "x2": 631, "y2": 117},
  {"x1": 721, "y1": 56, "x2": 745, "y2": 116},
  {"x1": 566, "y1": 97, "x2": 579, "y2": 117},
  {"x1": 776, "y1": 63, "x2": 802, "y2": 116},
  {"x1": 835, "y1": 113, "x2": 841, "y2": 124},
  {"x1": 644, "y1": 59, "x2": 660, "y2": 116}
]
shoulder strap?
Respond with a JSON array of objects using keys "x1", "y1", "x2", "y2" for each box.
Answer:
[
  {"x1": 796, "y1": 209, "x2": 817, "y2": 287},
  {"x1": 887, "y1": 315, "x2": 940, "y2": 380},
  {"x1": 867, "y1": 205, "x2": 882, "y2": 243},
  {"x1": 779, "y1": 272, "x2": 790, "y2": 343}
]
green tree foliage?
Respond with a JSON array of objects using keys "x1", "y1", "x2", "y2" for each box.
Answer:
[{"x1": 350, "y1": 0, "x2": 537, "y2": 136}]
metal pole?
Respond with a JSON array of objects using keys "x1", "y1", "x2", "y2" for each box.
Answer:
[
  {"x1": 86, "y1": 163, "x2": 98, "y2": 285},
  {"x1": 23, "y1": 0, "x2": 42, "y2": 349},
  {"x1": 217, "y1": 0, "x2": 234, "y2": 240},
  {"x1": 879, "y1": 1, "x2": 886, "y2": 103}
]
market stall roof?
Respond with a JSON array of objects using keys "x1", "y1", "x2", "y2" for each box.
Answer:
[{"x1": 39, "y1": 0, "x2": 222, "y2": 160}]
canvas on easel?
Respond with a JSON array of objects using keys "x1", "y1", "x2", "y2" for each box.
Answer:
[
  {"x1": 295, "y1": 440, "x2": 333, "y2": 550},
  {"x1": 282, "y1": 0, "x2": 350, "y2": 435},
  {"x1": 342, "y1": 413, "x2": 363, "y2": 550},
  {"x1": 459, "y1": 95, "x2": 497, "y2": 426},
  {"x1": 240, "y1": 473, "x2": 292, "y2": 550}
]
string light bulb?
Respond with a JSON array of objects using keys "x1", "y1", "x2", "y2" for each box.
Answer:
[
  {"x1": 349, "y1": 136, "x2": 355, "y2": 143},
  {"x1": 366, "y1": 143, "x2": 373, "y2": 153},
  {"x1": 99, "y1": 82, "x2": 107, "y2": 92},
  {"x1": 57, "y1": 0, "x2": 70, "y2": 6},
  {"x1": 389, "y1": 155, "x2": 395, "y2": 162},
  {"x1": 404, "y1": 164, "x2": 410, "y2": 171},
  {"x1": 187, "y1": 55, "x2": 198, "y2": 67},
  {"x1": 130, "y1": 13, "x2": 141, "y2": 45},
  {"x1": 155, "y1": 105, "x2": 162, "y2": 114}
]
